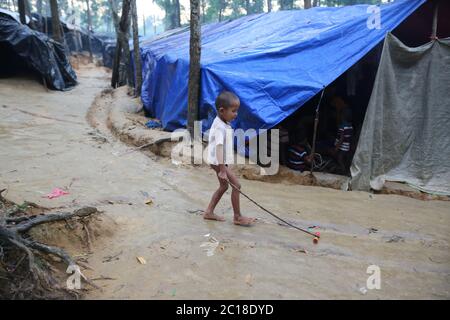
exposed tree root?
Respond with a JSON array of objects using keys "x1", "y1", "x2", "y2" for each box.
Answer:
[{"x1": 0, "y1": 189, "x2": 100, "y2": 299}]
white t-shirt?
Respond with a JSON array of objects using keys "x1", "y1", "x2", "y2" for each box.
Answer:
[{"x1": 207, "y1": 116, "x2": 234, "y2": 165}]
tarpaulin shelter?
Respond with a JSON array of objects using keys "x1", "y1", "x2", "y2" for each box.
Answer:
[
  {"x1": 0, "y1": 8, "x2": 30, "y2": 24},
  {"x1": 0, "y1": 11, "x2": 77, "y2": 90},
  {"x1": 139, "y1": 0, "x2": 449, "y2": 194},
  {"x1": 350, "y1": 33, "x2": 450, "y2": 195},
  {"x1": 139, "y1": 0, "x2": 426, "y2": 134},
  {"x1": 348, "y1": 0, "x2": 450, "y2": 195}
]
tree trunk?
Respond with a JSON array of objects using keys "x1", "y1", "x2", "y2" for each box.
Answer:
[
  {"x1": 131, "y1": 0, "x2": 143, "y2": 96},
  {"x1": 50, "y1": 0, "x2": 63, "y2": 43},
  {"x1": 304, "y1": 0, "x2": 312, "y2": 9},
  {"x1": 245, "y1": 0, "x2": 250, "y2": 15},
  {"x1": 44, "y1": 0, "x2": 49, "y2": 34},
  {"x1": 110, "y1": 0, "x2": 121, "y2": 87},
  {"x1": 18, "y1": 0, "x2": 26, "y2": 24},
  {"x1": 110, "y1": 0, "x2": 132, "y2": 88},
  {"x1": 111, "y1": 40, "x2": 123, "y2": 87},
  {"x1": 267, "y1": 0, "x2": 272, "y2": 12},
  {"x1": 119, "y1": 0, "x2": 132, "y2": 87},
  {"x1": 218, "y1": 0, "x2": 226, "y2": 22},
  {"x1": 85, "y1": 0, "x2": 94, "y2": 62},
  {"x1": 187, "y1": 0, "x2": 201, "y2": 139},
  {"x1": 174, "y1": 0, "x2": 181, "y2": 28}
]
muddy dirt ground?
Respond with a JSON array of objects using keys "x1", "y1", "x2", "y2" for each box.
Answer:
[{"x1": 0, "y1": 65, "x2": 449, "y2": 299}]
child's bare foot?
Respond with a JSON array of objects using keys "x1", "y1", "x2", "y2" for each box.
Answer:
[
  {"x1": 233, "y1": 215, "x2": 256, "y2": 227},
  {"x1": 203, "y1": 212, "x2": 225, "y2": 221}
]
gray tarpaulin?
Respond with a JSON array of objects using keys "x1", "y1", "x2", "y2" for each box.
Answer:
[{"x1": 351, "y1": 33, "x2": 450, "y2": 195}]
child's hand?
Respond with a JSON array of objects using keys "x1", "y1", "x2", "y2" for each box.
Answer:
[{"x1": 218, "y1": 170, "x2": 228, "y2": 181}]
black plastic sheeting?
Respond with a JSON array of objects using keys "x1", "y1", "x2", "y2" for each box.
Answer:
[
  {"x1": 31, "y1": 13, "x2": 106, "y2": 55},
  {"x1": 96, "y1": 33, "x2": 116, "y2": 68},
  {"x1": 102, "y1": 41, "x2": 116, "y2": 68},
  {"x1": 30, "y1": 13, "x2": 116, "y2": 69},
  {"x1": 0, "y1": 14, "x2": 77, "y2": 90}
]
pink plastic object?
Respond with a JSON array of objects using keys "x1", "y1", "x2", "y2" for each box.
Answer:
[{"x1": 43, "y1": 188, "x2": 69, "y2": 199}]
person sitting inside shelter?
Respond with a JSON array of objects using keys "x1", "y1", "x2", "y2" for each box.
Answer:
[
  {"x1": 286, "y1": 128, "x2": 313, "y2": 172},
  {"x1": 334, "y1": 107, "x2": 354, "y2": 175}
]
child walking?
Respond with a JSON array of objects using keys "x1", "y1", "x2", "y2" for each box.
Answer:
[{"x1": 204, "y1": 91, "x2": 255, "y2": 226}]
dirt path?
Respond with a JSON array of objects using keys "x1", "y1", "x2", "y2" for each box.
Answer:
[{"x1": 0, "y1": 66, "x2": 449, "y2": 299}]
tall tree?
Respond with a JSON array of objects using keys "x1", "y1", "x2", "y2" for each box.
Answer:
[
  {"x1": 110, "y1": 0, "x2": 132, "y2": 88},
  {"x1": 205, "y1": 0, "x2": 230, "y2": 23},
  {"x1": 267, "y1": 0, "x2": 272, "y2": 12},
  {"x1": 131, "y1": 0, "x2": 143, "y2": 96},
  {"x1": 155, "y1": 0, "x2": 181, "y2": 30},
  {"x1": 174, "y1": 0, "x2": 181, "y2": 28},
  {"x1": 304, "y1": 0, "x2": 312, "y2": 8},
  {"x1": 18, "y1": 0, "x2": 26, "y2": 24},
  {"x1": 187, "y1": 0, "x2": 201, "y2": 139},
  {"x1": 50, "y1": 0, "x2": 63, "y2": 43},
  {"x1": 85, "y1": 0, "x2": 94, "y2": 62},
  {"x1": 110, "y1": 0, "x2": 121, "y2": 86}
]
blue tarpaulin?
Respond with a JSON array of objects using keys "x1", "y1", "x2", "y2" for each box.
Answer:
[{"x1": 139, "y1": 0, "x2": 425, "y2": 134}]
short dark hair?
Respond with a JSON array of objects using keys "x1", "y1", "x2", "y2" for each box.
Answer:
[{"x1": 215, "y1": 91, "x2": 240, "y2": 110}]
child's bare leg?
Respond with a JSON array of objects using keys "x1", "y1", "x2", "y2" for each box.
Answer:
[
  {"x1": 204, "y1": 166, "x2": 227, "y2": 221},
  {"x1": 226, "y1": 167, "x2": 255, "y2": 226}
]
